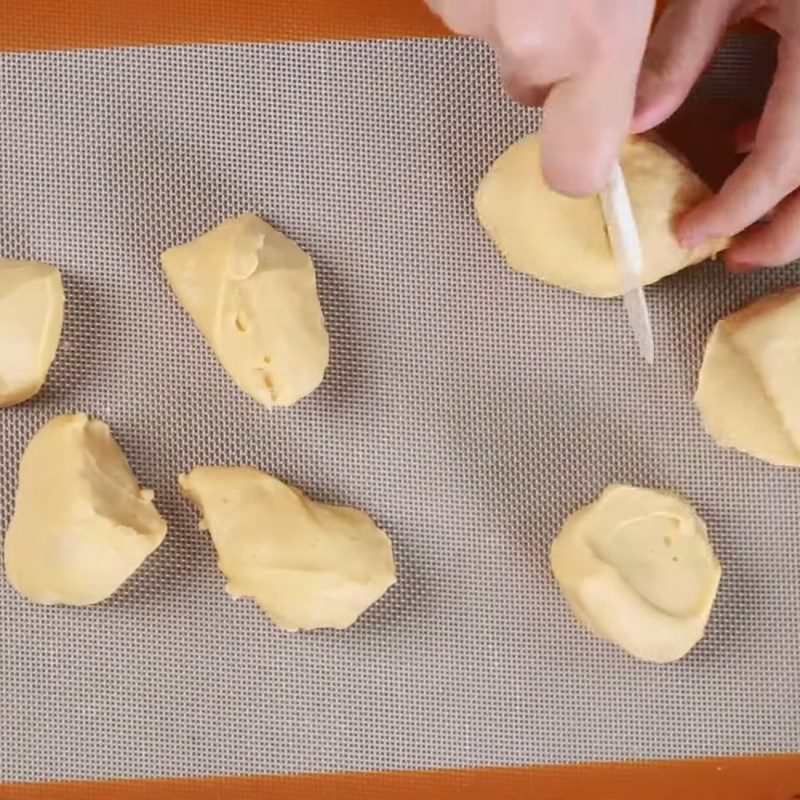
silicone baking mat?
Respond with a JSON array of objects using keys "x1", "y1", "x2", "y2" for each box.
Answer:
[{"x1": 1, "y1": 3, "x2": 798, "y2": 793}]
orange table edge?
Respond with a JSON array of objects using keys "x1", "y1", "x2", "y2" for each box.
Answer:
[{"x1": 3, "y1": 755, "x2": 800, "y2": 799}]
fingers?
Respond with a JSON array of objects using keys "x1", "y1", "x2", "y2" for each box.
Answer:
[
  {"x1": 631, "y1": 0, "x2": 732, "y2": 134},
  {"x1": 725, "y1": 190, "x2": 800, "y2": 272},
  {"x1": 492, "y1": 0, "x2": 594, "y2": 87},
  {"x1": 433, "y1": 0, "x2": 655, "y2": 196},
  {"x1": 678, "y1": 40, "x2": 800, "y2": 247},
  {"x1": 540, "y1": 1, "x2": 656, "y2": 196},
  {"x1": 678, "y1": 152, "x2": 793, "y2": 247},
  {"x1": 541, "y1": 68, "x2": 635, "y2": 196},
  {"x1": 428, "y1": 0, "x2": 589, "y2": 105},
  {"x1": 492, "y1": 2, "x2": 598, "y2": 112}
]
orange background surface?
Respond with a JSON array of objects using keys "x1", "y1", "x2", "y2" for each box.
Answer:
[
  {"x1": 0, "y1": 0, "x2": 791, "y2": 796},
  {"x1": 0, "y1": 0, "x2": 697, "y2": 51},
  {"x1": 0, "y1": 0, "x2": 449, "y2": 51}
]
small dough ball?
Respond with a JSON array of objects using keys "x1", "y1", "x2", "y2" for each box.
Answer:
[
  {"x1": 696, "y1": 287, "x2": 800, "y2": 467},
  {"x1": 4, "y1": 414, "x2": 167, "y2": 605},
  {"x1": 180, "y1": 466, "x2": 396, "y2": 631},
  {"x1": 0, "y1": 258, "x2": 64, "y2": 407},
  {"x1": 161, "y1": 214, "x2": 329, "y2": 407},
  {"x1": 475, "y1": 134, "x2": 728, "y2": 297},
  {"x1": 550, "y1": 485, "x2": 721, "y2": 663}
]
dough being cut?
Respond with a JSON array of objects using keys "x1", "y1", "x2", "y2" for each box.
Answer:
[
  {"x1": 475, "y1": 134, "x2": 727, "y2": 297},
  {"x1": 696, "y1": 287, "x2": 800, "y2": 466},
  {"x1": 180, "y1": 466, "x2": 396, "y2": 631},
  {"x1": 3, "y1": 414, "x2": 167, "y2": 605},
  {"x1": 161, "y1": 214, "x2": 329, "y2": 407},
  {"x1": 0, "y1": 258, "x2": 64, "y2": 407},
  {"x1": 550, "y1": 485, "x2": 720, "y2": 663}
]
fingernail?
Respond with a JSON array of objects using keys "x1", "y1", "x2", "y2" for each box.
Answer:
[
  {"x1": 733, "y1": 119, "x2": 758, "y2": 154},
  {"x1": 732, "y1": 128, "x2": 754, "y2": 154}
]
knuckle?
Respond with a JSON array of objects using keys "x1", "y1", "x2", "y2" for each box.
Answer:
[{"x1": 497, "y1": 23, "x2": 546, "y2": 61}]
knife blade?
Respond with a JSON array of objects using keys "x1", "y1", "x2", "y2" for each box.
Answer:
[{"x1": 599, "y1": 161, "x2": 654, "y2": 364}]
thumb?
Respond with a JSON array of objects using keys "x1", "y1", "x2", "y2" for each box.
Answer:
[{"x1": 541, "y1": 1, "x2": 655, "y2": 196}]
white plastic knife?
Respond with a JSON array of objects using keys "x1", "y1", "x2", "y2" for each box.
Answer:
[{"x1": 599, "y1": 161, "x2": 654, "y2": 364}]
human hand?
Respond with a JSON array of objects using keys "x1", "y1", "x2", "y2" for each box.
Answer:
[
  {"x1": 426, "y1": 0, "x2": 656, "y2": 197},
  {"x1": 633, "y1": 0, "x2": 800, "y2": 271}
]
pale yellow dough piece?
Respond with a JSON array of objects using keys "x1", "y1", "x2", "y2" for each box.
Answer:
[
  {"x1": 475, "y1": 134, "x2": 727, "y2": 297},
  {"x1": 161, "y1": 214, "x2": 329, "y2": 407},
  {"x1": 3, "y1": 414, "x2": 167, "y2": 605},
  {"x1": 696, "y1": 287, "x2": 800, "y2": 466},
  {"x1": 550, "y1": 485, "x2": 720, "y2": 663},
  {"x1": 0, "y1": 259, "x2": 64, "y2": 407},
  {"x1": 180, "y1": 466, "x2": 396, "y2": 631}
]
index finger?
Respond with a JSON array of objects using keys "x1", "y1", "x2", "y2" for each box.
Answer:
[{"x1": 539, "y1": 1, "x2": 655, "y2": 197}]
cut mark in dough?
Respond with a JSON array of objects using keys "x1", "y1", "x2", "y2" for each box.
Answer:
[
  {"x1": 161, "y1": 213, "x2": 329, "y2": 407},
  {"x1": 475, "y1": 134, "x2": 728, "y2": 298}
]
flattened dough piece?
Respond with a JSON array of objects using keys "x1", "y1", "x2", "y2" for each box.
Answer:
[
  {"x1": 696, "y1": 287, "x2": 800, "y2": 466},
  {"x1": 551, "y1": 485, "x2": 720, "y2": 663},
  {"x1": 180, "y1": 466, "x2": 396, "y2": 631},
  {"x1": 475, "y1": 134, "x2": 727, "y2": 297},
  {"x1": 0, "y1": 259, "x2": 64, "y2": 407},
  {"x1": 161, "y1": 214, "x2": 329, "y2": 407},
  {"x1": 4, "y1": 414, "x2": 167, "y2": 605}
]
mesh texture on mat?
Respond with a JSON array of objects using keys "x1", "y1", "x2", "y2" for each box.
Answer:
[{"x1": 0, "y1": 34, "x2": 798, "y2": 782}]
